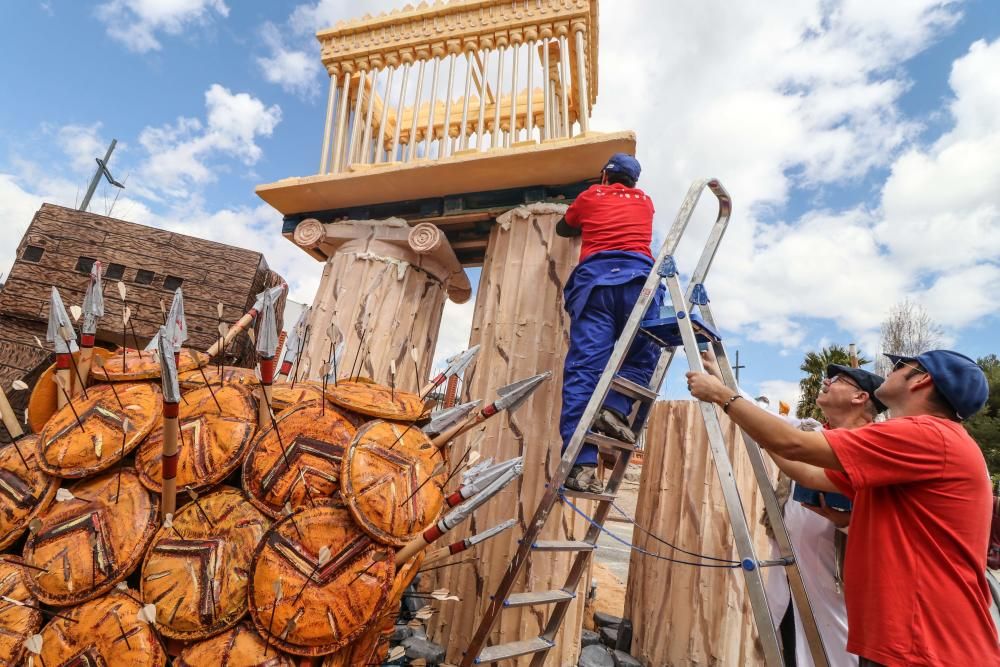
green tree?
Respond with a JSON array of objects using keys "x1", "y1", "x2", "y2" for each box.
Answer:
[
  {"x1": 966, "y1": 354, "x2": 1000, "y2": 476},
  {"x1": 796, "y1": 345, "x2": 871, "y2": 421}
]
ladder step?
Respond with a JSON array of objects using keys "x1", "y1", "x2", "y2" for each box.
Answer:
[
  {"x1": 610, "y1": 376, "x2": 658, "y2": 403},
  {"x1": 532, "y1": 540, "x2": 595, "y2": 552},
  {"x1": 585, "y1": 431, "x2": 636, "y2": 454},
  {"x1": 503, "y1": 589, "x2": 575, "y2": 608},
  {"x1": 474, "y1": 637, "x2": 554, "y2": 663},
  {"x1": 561, "y1": 488, "x2": 617, "y2": 502}
]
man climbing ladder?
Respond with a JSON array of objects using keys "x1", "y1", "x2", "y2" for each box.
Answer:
[{"x1": 556, "y1": 152, "x2": 665, "y2": 493}]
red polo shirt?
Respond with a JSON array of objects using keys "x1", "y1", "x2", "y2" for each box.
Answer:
[
  {"x1": 563, "y1": 183, "x2": 654, "y2": 263},
  {"x1": 823, "y1": 416, "x2": 999, "y2": 665}
]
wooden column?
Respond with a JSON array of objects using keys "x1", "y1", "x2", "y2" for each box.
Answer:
[
  {"x1": 430, "y1": 204, "x2": 590, "y2": 666},
  {"x1": 624, "y1": 401, "x2": 776, "y2": 666},
  {"x1": 293, "y1": 219, "x2": 470, "y2": 391}
]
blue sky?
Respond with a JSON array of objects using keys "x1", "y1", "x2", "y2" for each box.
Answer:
[{"x1": 1, "y1": 1, "x2": 998, "y2": 405}]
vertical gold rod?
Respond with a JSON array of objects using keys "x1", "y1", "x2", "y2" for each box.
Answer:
[
  {"x1": 459, "y1": 51, "x2": 474, "y2": 151},
  {"x1": 476, "y1": 47, "x2": 491, "y2": 149},
  {"x1": 526, "y1": 40, "x2": 535, "y2": 142},
  {"x1": 331, "y1": 70, "x2": 351, "y2": 172},
  {"x1": 425, "y1": 56, "x2": 441, "y2": 158},
  {"x1": 575, "y1": 28, "x2": 590, "y2": 134},
  {"x1": 345, "y1": 69, "x2": 367, "y2": 168},
  {"x1": 375, "y1": 65, "x2": 396, "y2": 164},
  {"x1": 441, "y1": 52, "x2": 457, "y2": 157},
  {"x1": 319, "y1": 73, "x2": 336, "y2": 173},
  {"x1": 407, "y1": 59, "x2": 427, "y2": 161},
  {"x1": 390, "y1": 62, "x2": 412, "y2": 161},
  {"x1": 508, "y1": 42, "x2": 519, "y2": 147},
  {"x1": 542, "y1": 38, "x2": 551, "y2": 140},
  {"x1": 559, "y1": 35, "x2": 571, "y2": 138},
  {"x1": 360, "y1": 67, "x2": 380, "y2": 164},
  {"x1": 492, "y1": 46, "x2": 506, "y2": 148}
]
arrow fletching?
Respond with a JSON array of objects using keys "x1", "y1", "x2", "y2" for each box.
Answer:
[
  {"x1": 164, "y1": 288, "x2": 188, "y2": 352},
  {"x1": 137, "y1": 603, "x2": 157, "y2": 624},
  {"x1": 123, "y1": 306, "x2": 132, "y2": 326},
  {"x1": 24, "y1": 634, "x2": 42, "y2": 655},
  {"x1": 55, "y1": 488, "x2": 75, "y2": 502},
  {"x1": 69, "y1": 305, "x2": 82, "y2": 322},
  {"x1": 11, "y1": 380, "x2": 28, "y2": 391},
  {"x1": 116, "y1": 281, "x2": 127, "y2": 301},
  {"x1": 318, "y1": 545, "x2": 332, "y2": 566}
]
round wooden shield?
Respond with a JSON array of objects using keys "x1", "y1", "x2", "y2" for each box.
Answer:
[
  {"x1": 0, "y1": 437, "x2": 58, "y2": 551},
  {"x1": 322, "y1": 553, "x2": 424, "y2": 667},
  {"x1": 325, "y1": 380, "x2": 424, "y2": 421},
  {"x1": 95, "y1": 348, "x2": 210, "y2": 382},
  {"x1": 22, "y1": 467, "x2": 159, "y2": 607},
  {"x1": 242, "y1": 402, "x2": 356, "y2": 519},
  {"x1": 176, "y1": 622, "x2": 296, "y2": 667},
  {"x1": 136, "y1": 384, "x2": 257, "y2": 493},
  {"x1": 26, "y1": 348, "x2": 115, "y2": 433},
  {"x1": 140, "y1": 486, "x2": 270, "y2": 640},
  {"x1": 341, "y1": 421, "x2": 447, "y2": 546},
  {"x1": 269, "y1": 382, "x2": 326, "y2": 413},
  {"x1": 248, "y1": 502, "x2": 394, "y2": 656},
  {"x1": 0, "y1": 555, "x2": 43, "y2": 667},
  {"x1": 36, "y1": 589, "x2": 167, "y2": 666},
  {"x1": 36, "y1": 383, "x2": 161, "y2": 479},
  {"x1": 178, "y1": 366, "x2": 258, "y2": 391}
]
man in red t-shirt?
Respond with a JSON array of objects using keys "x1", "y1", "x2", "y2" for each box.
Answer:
[
  {"x1": 555, "y1": 153, "x2": 663, "y2": 492},
  {"x1": 686, "y1": 349, "x2": 998, "y2": 666}
]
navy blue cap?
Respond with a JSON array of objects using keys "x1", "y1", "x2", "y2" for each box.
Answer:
[
  {"x1": 603, "y1": 153, "x2": 641, "y2": 182},
  {"x1": 884, "y1": 350, "x2": 988, "y2": 420},
  {"x1": 826, "y1": 364, "x2": 888, "y2": 413}
]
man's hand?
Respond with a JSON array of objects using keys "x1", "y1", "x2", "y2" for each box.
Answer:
[
  {"x1": 803, "y1": 493, "x2": 851, "y2": 529},
  {"x1": 686, "y1": 371, "x2": 731, "y2": 404},
  {"x1": 700, "y1": 348, "x2": 723, "y2": 380}
]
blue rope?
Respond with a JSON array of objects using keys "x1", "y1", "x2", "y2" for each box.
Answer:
[
  {"x1": 609, "y1": 501, "x2": 739, "y2": 564},
  {"x1": 560, "y1": 494, "x2": 741, "y2": 569}
]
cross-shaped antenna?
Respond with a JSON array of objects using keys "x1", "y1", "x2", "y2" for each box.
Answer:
[{"x1": 80, "y1": 139, "x2": 124, "y2": 213}]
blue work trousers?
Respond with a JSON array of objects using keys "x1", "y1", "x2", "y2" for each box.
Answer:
[{"x1": 559, "y1": 280, "x2": 663, "y2": 465}]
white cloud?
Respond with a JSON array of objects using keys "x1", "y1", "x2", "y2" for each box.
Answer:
[
  {"x1": 432, "y1": 296, "x2": 476, "y2": 370},
  {"x1": 135, "y1": 84, "x2": 281, "y2": 198},
  {"x1": 54, "y1": 123, "x2": 109, "y2": 175},
  {"x1": 256, "y1": 23, "x2": 322, "y2": 99},
  {"x1": 287, "y1": 0, "x2": 400, "y2": 36},
  {"x1": 96, "y1": 0, "x2": 229, "y2": 53}
]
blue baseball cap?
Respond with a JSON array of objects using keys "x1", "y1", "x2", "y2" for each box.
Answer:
[
  {"x1": 602, "y1": 153, "x2": 641, "y2": 182},
  {"x1": 884, "y1": 350, "x2": 988, "y2": 420},
  {"x1": 826, "y1": 364, "x2": 888, "y2": 413}
]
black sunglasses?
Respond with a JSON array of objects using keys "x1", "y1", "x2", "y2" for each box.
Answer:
[{"x1": 893, "y1": 360, "x2": 927, "y2": 374}]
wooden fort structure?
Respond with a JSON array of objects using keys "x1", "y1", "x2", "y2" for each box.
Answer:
[{"x1": 0, "y1": 203, "x2": 285, "y2": 427}]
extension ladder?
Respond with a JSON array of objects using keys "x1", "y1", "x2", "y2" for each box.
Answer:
[{"x1": 460, "y1": 179, "x2": 830, "y2": 666}]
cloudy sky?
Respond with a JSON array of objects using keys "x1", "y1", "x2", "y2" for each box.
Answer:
[{"x1": 1, "y1": 0, "x2": 998, "y2": 404}]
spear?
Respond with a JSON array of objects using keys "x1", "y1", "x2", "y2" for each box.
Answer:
[
  {"x1": 290, "y1": 545, "x2": 331, "y2": 605},
  {"x1": 91, "y1": 357, "x2": 123, "y2": 409},
  {"x1": 53, "y1": 375, "x2": 85, "y2": 433},
  {"x1": 444, "y1": 457, "x2": 522, "y2": 509},
  {"x1": 348, "y1": 550, "x2": 388, "y2": 585},
  {"x1": 0, "y1": 380, "x2": 30, "y2": 469},
  {"x1": 47, "y1": 287, "x2": 81, "y2": 408},
  {"x1": 255, "y1": 288, "x2": 280, "y2": 426},
  {"x1": 77, "y1": 261, "x2": 105, "y2": 394},
  {"x1": 157, "y1": 326, "x2": 181, "y2": 518},
  {"x1": 277, "y1": 307, "x2": 309, "y2": 382},
  {"x1": 430, "y1": 372, "x2": 551, "y2": 449},
  {"x1": 397, "y1": 461, "x2": 447, "y2": 507},
  {"x1": 263, "y1": 578, "x2": 282, "y2": 657},
  {"x1": 290, "y1": 324, "x2": 310, "y2": 389},
  {"x1": 389, "y1": 359, "x2": 397, "y2": 402},
  {"x1": 418, "y1": 345, "x2": 480, "y2": 400},
  {"x1": 118, "y1": 282, "x2": 129, "y2": 372},
  {"x1": 422, "y1": 400, "x2": 482, "y2": 436},
  {"x1": 0, "y1": 595, "x2": 77, "y2": 623},
  {"x1": 184, "y1": 487, "x2": 214, "y2": 527},
  {"x1": 115, "y1": 417, "x2": 130, "y2": 503},
  {"x1": 325, "y1": 321, "x2": 343, "y2": 390},
  {"x1": 282, "y1": 502, "x2": 305, "y2": 542},
  {"x1": 394, "y1": 461, "x2": 523, "y2": 565},
  {"x1": 189, "y1": 349, "x2": 222, "y2": 413},
  {"x1": 421, "y1": 518, "x2": 516, "y2": 566},
  {"x1": 417, "y1": 556, "x2": 479, "y2": 574},
  {"x1": 205, "y1": 284, "x2": 286, "y2": 359}
]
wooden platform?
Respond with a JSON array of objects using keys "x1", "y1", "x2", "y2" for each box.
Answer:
[{"x1": 257, "y1": 131, "x2": 635, "y2": 216}]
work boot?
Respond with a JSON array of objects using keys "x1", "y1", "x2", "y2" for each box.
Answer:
[
  {"x1": 565, "y1": 464, "x2": 604, "y2": 494},
  {"x1": 593, "y1": 408, "x2": 636, "y2": 444}
]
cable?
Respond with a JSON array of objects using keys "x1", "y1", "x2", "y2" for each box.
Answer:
[
  {"x1": 560, "y1": 494, "x2": 741, "y2": 569},
  {"x1": 609, "y1": 501, "x2": 739, "y2": 564}
]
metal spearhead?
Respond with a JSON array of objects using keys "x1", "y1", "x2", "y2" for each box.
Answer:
[
  {"x1": 323, "y1": 342, "x2": 343, "y2": 384},
  {"x1": 467, "y1": 518, "x2": 517, "y2": 547},
  {"x1": 81, "y1": 261, "x2": 105, "y2": 335},
  {"x1": 281, "y1": 307, "x2": 310, "y2": 365},
  {"x1": 491, "y1": 371, "x2": 552, "y2": 413},
  {"x1": 165, "y1": 288, "x2": 188, "y2": 352},
  {"x1": 157, "y1": 326, "x2": 180, "y2": 404},
  {"x1": 443, "y1": 344, "x2": 480, "y2": 379},
  {"x1": 256, "y1": 288, "x2": 279, "y2": 358},
  {"x1": 461, "y1": 458, "x2": 494, "y2": 484},
  {"x1": 462, "y1": 457, "x2": 523, "y2": 495},
  {"x1": 422, "y1": 400, "x2": 482, "y2": 435},
  {"x1": 441, "y1": 462, "x2": 523, "y2": 532},
  {"x1": 47, "y1": 287, "x2": 78, "y2": 354},
  {"x1": 253, "y1": 284, "x2": 286, "y2": 313}
]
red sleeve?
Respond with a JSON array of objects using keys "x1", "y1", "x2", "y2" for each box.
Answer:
[
  {"x1": 825, "y1": 469, "x2": 856, "y2": 500},
  {"x1": 563, "y1": 187, "x2": 594, "y2": 228},
  {"x1": 822, "y1": 417, "x2": 947, "y2": 489}
]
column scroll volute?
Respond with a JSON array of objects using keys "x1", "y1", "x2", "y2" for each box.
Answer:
[
  {"x1": 554, "y1": 20, "x2": 570, "y2": 38},
  {"x1": 430, "y1": 41, "x2": 447, "y2": 59},
  {"x1": 539, "y1": 23, "x2": 554, "y2": 40},
  {"x1": 399, "y1": 47, "x2": 415, "y2": 65},
  {"x1": 510, "y1": 28, "x2": 524, "y2": 46},
  {"x1": 494, "y1": 31, "x2": 510, "y2": 50},
  {"x1": 524, "y1": 26, "x2": 540, "y2": 43}
]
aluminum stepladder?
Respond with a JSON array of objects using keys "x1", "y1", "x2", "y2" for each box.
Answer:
[{"x1": 461, "y1": 179, "x2": 830, "y2": 666}]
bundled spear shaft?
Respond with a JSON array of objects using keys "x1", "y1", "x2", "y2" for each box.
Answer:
[
  {"x1": 157, "y1": 326, "x2": 181, "y2": 518},
  {"x1": 205, "y1": 284, "x2": 286, "y2": 359},
  {"x1": 77, "y1": 261, "x2": 105, "y2": 394}
]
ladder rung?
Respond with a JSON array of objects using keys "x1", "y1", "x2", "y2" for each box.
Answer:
[
  {"x1": 610, "y1": 376, "x2": 658, "y2": 402},
  {"x1": 561, "y1": 488, "x2": 617, "y2": 502},
  {"x1": 503, "y1": 589, "x2": 575, "y2": 608},
  {"x1": 585, "y1": 431, "x2": 636, "y2": 454},
  {"x1": 474, "y1": 637, "x2": 553, "y2": 663},
  {"x1": 532, "y1": 540, "x2": 595, "y2": 552}
]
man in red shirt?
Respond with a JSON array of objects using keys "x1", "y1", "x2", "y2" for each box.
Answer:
[
  {"x1": 555, "y1": 153, "x2": 663, "y2": 492},
  {"x1": 686, "y1": 349, "x2": 998, "y2": 665}
]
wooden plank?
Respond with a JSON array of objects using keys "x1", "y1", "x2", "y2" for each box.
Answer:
[
  {"x1": 35, "y1": 204, "x2": 264, "y2": 272},
  {"x1": 623, "y1": 401, "x2": 774, "y2": 666}
]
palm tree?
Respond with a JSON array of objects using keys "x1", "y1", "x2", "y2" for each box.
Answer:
[{"x1": 796, "y1": 345, "x2": 871, "y2": 420}]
